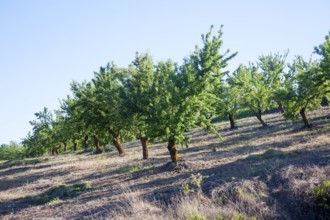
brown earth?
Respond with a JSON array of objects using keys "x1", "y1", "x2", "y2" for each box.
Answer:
[{"x1": 0, "y1": 107, "x2": 330, "y2": 219}]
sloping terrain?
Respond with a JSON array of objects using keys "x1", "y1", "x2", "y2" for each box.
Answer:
[{"x1": 1, "y1": 107, "x2": 330, "y2": 220}]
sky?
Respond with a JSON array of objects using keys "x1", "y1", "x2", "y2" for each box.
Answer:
[{"x1": 0, "y1": 0, "x2": 329, "y2": 144}]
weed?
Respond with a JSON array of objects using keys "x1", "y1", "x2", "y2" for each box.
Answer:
[
  {"x1": 214, "y1": 215, "x2": 223, "y2": 220},
  {"x1": 314, "y1": 179, "x2": 330, "y2": 210},
  {"x1": 118, "y1": 163, "x2": 150, "y2": 173},
  {"x1": 187, "y1": 212, "x2": 207, "y2": 220},
  {"x1": 182, "y1": 183, "x2": 195, "y2": 193},
  {"x1": 48, "y1": 197, "x2": 61, "y2": 205},
  {"x1": 182, "y1": 173, "x2": 203, "y2": 195}
]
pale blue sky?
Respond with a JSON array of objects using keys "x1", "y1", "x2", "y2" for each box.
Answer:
[{"x1": 0, "y1": 0, "x2": 329, "y2": 144}]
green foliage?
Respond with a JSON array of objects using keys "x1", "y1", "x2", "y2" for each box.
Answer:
[
  {"x1": 187, "y1": 212, "x2": 207, "y2": 220},
  {"x1": 22, "y1": 108, "x2": 59, "y2": 157},
  {"x1": 214, "y1": 215, "x2": 223, "y2": 220},
  {"x1": 0, "y1": 141, "x2": 25, "y2": 160},
  {"x1": 314, "y1": 31, "x2": 330, "y2": 84},
  {"x1": 257, "y1": 51, "x2": 288, "y2": 111},
  {"x1": 227, "y1": 52, "x2": 288, "y2": 126},
  {"x1": 153, "y1": 26, "x2": 236, "y2": 147},
  {"x1": 20, "y1": 27, "x2": 330, "y2": 162},
  {"x1": 314, "y1": 179, "x2": 330, "y2": 210},
  {"x1": 281, "y1": 56, "x2": 329, "y2": 126},
  {"x1": 182, "y1": 173, "x2": 203, "y2": 194},
  {"x1": 125, "y1": 52, "x2": 160, "y2": 141},
  {"x1": 230, "y1": 64, "x2": 273, "y2": 126},
  {"x1": 215, "y1": 74, "x2": 244, "y2": 128}
]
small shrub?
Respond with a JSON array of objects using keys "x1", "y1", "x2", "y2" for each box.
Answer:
[
  {"x1": 182, "y1": 173, "x2": 203, "y2": 194},
  {"x1": 314, "y1": 179, "x2": 330, "y2": 210},
  {"x1": 187, "y1": 212, "x2": 207, "y2": 220},
  {"x1": 118, "y1": 163, "x2": 150, "y2": 173},
  {"x1": 0, "y1": 143, "x2": 26, "y2": 160},
  {"x1": 48, "y1": 197, "x2": 61, "y2": 205}
]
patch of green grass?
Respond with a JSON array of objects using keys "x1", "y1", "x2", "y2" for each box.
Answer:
[
  {"x1": 118, "y1": 163, "x2": 150, "y2": 173},
  {"x1": 31, "y1": 183, "x2": 92, "y2": 204}
]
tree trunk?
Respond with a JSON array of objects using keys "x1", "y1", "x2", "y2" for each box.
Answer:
[
  {"x1": 140, "y1": 137, "x2": 149, "y2": 159},
  {"x1": 256, "y1": 109, "x2": 268, "y2": 127},
  {"x1": 228, "y1": 113, "x2": 237, "y2": 129},
  {"x1": 112, "y1": 135, "x2": 125, "y2": 156},
  {"x1": 63, "y1": 142, "x2": 67, "y2": 152},
  {"x1": 83, "y1": 135, "x2": 89, "y2": 149},
  {"x1": 93, "y1": 135, "x2": 103, "y2": 154},
  {"x1": 52, "y1": 145, "x2": 60, "y2": 155},
  {"x1": 167, "y1": 138, "x2": 179, "y2": 162},
  {"x1": 300, "y1": 108, "x2": 312, "y2": 128},
  {"x1": 73, "y1": 142, "x2": 77, "y2": 151},
  {"x1": 278, "y1": 102, "x2": 285, "y2": 113},
  {"x1": 321, "y1": 97, "x2": 329, "y2": 106},
  {"x1": 56, "y1": 145, "x2": 60, "y2": 154}
]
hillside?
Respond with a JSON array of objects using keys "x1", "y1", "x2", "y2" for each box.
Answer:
[{"x1": 1, "y1": 107, "x2": 330, "y2": 220}]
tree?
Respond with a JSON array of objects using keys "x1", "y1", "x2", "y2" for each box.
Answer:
[
  {"x1": 314, "y1": 31, "x2": 330, "y2": 101},
  {"x1": 125, "y1": 52, "x2": 158, "y2": 159},
  {"x1": 282, "y1": 56, "x2": 330, "y2": 128},
  {"x1": 257, "y1": 51, "x2": 288, "y2": 112},
  {"x1": 68, "y1": 63, "x2": 133, "y2": 155},
  {"x1": 23, "y1": 107, "x2": 60, "y2": 156},
  {"x1": 92, "y1": 63, "x2": 133, "y2": 155},
  {"x1": 60, "y1": 96, "x2": 84, "y2": 151},
  {"x1": 69, "y1": 81, "x2": 104, "y2": 154},
  {"x1": 231, "y1": 64, "x2": 273, "y2": 127},
  {"x1": 215, "y1": 81, "x2": 242, "y2": 129},
  {"x1": 153, "y1": 26, "x2": 236, "y2": 162}
]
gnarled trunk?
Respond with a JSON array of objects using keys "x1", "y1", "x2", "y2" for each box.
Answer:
[
  {"x1": 93, "y1": 135, "x2": 103, "y2": 154},
  {"x1": 83, "y1": 135, "x2": 89, "y2": 149},
  {"x1": 167, "y1": 138, "x2": 179, "y2": 162},
  {"x1": 112, "y1": 135, "x2": 125, "y2": 156},
  {"x1": 109, "y1": 128, "x2": 125, "y2": 156},
  {"x1": 140, "y1": 137, "x2": 149, "y2": 159},
  {"x1": 300, "y1": 108, "x2": 312, "y2": 128},
  {"x1": 256, "y1": 109, "x2": 268, "y2": 127},
  {"x1": 228, "y1": 113, "x2": 237, "y2": 129},
  {"x1": 52, "y1": 145, "x2": 60, "y2": 155},
  {"x1": 321, "y1": 97, "x2": 329, "y2": 106},
  {"x1": 63, "y1": 142, "x2": 67, "y2": 152},
  {"x1": 73, "y1": 142, "x2": 78, "y2": 151},
  {"x1": 278, "y1": 102, "x2": 285, "y2": 113}
]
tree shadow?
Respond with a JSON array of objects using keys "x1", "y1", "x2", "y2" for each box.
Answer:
[
  {"x1": 0, "y1": 164, "x2": 52, "y2": 177},
  {"x1": 0, "y1": 158, "x2": 49, "y2": 170},
  {"x1": 0, "y1": 169, "x2": 70, "y2": 191}
]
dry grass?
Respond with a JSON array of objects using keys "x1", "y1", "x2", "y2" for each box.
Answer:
[{"x1": 0, "y1": 107, "x2": 330, "y2": 219}]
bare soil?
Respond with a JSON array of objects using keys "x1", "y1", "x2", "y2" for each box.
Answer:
[{"x1": 1, "y1": 107, "x2": 330, "y2": 220}]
